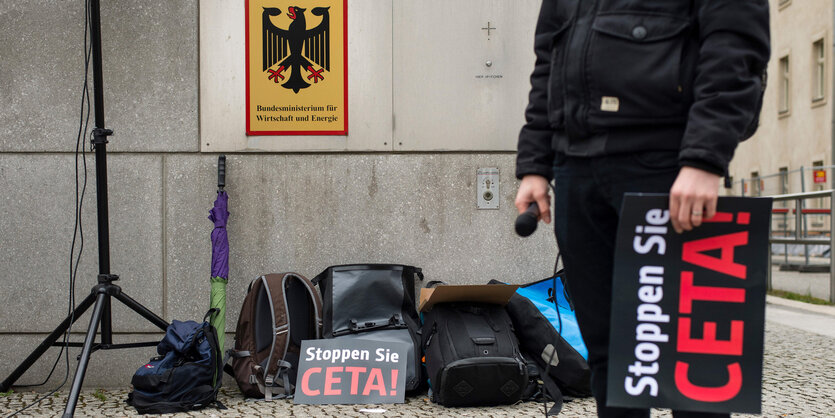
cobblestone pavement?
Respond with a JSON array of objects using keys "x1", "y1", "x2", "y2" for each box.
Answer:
[{"x1": 2, "y1": 319, "x2": 833, "y2": 417}]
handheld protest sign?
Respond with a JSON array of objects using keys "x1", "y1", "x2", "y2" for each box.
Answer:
[
  {"x1": 295, "y1": 339, "x2": 408, "y2": 405},
  {"x1": 607, "y1": 194, "x2": 771, "y2": 414}
]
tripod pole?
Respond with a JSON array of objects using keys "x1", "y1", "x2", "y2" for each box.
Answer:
[
  {"x1": 63, "y1": 292, "x2": 107, "y2": 418},
  {"x1": 64, "y1": 0, "x2": 111, "y2": 415},
  {"x1": 89, "y1": 0, "x2": 114, "y2": 345}
]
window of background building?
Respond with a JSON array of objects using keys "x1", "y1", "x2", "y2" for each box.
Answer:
[
  {"x1": 751, "y1": 171, "x2": 761, "y2": 197},
  {"x1": 777, "y1": 167, "x2": 789, "y2": 230},
  {"x1": 779, "y1": 55, "x2": 790, "y2": 114},
  {"x1": 778, "y1": 166, "x2": 789, "y2": 208},
  {"x1": 813, "y1": 39, "x2": 826, "y2": 102},
  {"x1": 779, "y1": 167, "x2": 789, "y2": 194}
]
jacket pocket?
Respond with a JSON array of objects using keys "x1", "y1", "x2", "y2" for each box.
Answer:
[
  {"x1": 547, "y1": 21, "x2": 572, "y2": 129},
  {"x1": 586, "y1": 13, "x2": 691, "y2": 125}
]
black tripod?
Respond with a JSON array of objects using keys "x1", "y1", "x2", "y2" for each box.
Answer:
[{"x1": 0, "y1": 1, "x2": 169, "y2": 416}]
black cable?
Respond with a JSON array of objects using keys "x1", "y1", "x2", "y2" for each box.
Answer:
[{"x1": 7, "y1": 1, "x2": 92, "y2": 415}]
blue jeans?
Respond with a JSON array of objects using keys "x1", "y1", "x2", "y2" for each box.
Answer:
[{"x1": 552, "y1": 151, "x2": 729, "y2": 418}]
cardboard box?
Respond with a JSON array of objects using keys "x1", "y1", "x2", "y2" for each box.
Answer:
[{"x1": 418, "y1": 284, "x2": 519, "y2": 312}]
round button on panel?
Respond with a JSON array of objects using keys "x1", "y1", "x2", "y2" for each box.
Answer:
[{"x1": 632, "y1": 25, "x2": 647, "y2": 40}]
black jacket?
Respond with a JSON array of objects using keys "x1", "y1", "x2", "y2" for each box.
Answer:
[{"x1": 516, "y1": 0, "x2": 770, "y2": 179}]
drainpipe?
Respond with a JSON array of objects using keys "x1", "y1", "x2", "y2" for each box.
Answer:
[{"x1": 831, "y1": 2, "x2": 835, "y2": 300}]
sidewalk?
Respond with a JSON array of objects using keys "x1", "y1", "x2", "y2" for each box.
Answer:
[
  {"x1": 770, "y1": 259, "x2": 833, "y2": 302},
  {"x1": 2, "y1": 297, "x2": 833, "y2": 417}
]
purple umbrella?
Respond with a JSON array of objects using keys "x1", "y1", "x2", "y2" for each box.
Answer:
[{"x1": 209, "y1": 157, "x2": 229, "y2": 351}]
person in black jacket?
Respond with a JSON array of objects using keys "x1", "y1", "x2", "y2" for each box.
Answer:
[{"x1": 515, "y1": 1, "x2": 770, "y2": 417}]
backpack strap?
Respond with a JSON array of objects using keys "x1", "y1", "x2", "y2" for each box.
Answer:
[
  {"x1": 539, "y1": 369, "x2": 564, "y2": 416},
  {"x1": 311, "y1": 270, "x2": 327, "y2": 286},
  {"x1": 204, "y1": 308, "x2": 220, "y2": 324},
  {"x1": 227, "y1": 349, "x2": 251, "y2": 358},
  {"x1": 201, "y1": 321, "x2": 228, "y2": 411},
  {"x1": 539, "y1": 347, "x2": 564, "y2": 416},
  {"x1": 425, "y1": 280, "x2": 447, "y2": 288},
  {"x1": 288, "y1": 272, "x2": 324, "y2": 339},
  {"x1": 263, "y1": 359, "x2": 294, "y2": 400}
]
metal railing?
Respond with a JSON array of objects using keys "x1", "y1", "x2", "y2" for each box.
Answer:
[
  {"x1": 727, "y1": 164, "x2": 835, "y2": 198},
  {"x1": 767, "y1": 189, "x2": 835, "y2": 303}
]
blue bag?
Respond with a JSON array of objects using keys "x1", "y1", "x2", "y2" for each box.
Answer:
[
  {"x1": 517, "y1": 272, "x2": 588, "y2": 360},
  {"x1": 127, "y1": 310, "x2": 225, "y2": 414},
  {"x1": 489, "y1": 270, "x2": 592, "y2": 400}
]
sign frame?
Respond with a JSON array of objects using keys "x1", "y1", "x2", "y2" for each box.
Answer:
[
  {"x1": 245, "y1": 0, "x2": 349, "y2": 136},
  {"x1": 294, "y1": 339, "x2": 409, "y2": 405}
]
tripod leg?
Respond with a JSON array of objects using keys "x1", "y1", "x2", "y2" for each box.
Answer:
[
  {"x1": 113, "y1": 291, "x2": 169, "y2": 331},
  {"x1": 0, "y1": 292, "x2": 97, "y2": 392},
  {"x1": 63, "y1": 291, "x2": 108, "y2": 418}
]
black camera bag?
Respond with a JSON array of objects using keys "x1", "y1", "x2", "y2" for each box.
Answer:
[{"x1": 421, "y1": 302, "x2": 527, "y2": 407}]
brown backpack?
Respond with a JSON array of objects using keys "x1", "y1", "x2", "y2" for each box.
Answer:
[{"x1": 229, "y1": 273, "x2": 322, "y2": 400}]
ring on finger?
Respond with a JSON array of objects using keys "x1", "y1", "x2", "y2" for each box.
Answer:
[{"x1": 691, "y1": 210, "x2": 703, "y2": 216}]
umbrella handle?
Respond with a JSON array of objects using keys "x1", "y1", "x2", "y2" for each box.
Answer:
[{"x1": 218, "y1": 155, "x2": 226, "y2": 191}]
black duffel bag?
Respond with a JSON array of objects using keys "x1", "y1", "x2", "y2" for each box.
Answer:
[{"x1": 312, "y1": 264, "x2": 424, "y2": 391}]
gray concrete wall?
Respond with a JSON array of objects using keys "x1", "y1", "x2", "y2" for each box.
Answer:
[{"x1": 0, "y1": 1, "x2": 556, "y2": 388}]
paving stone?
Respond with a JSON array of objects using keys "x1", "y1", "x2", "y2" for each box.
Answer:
[{"x1": 2, "y1": 318, "x2": 834, "y2": 417}]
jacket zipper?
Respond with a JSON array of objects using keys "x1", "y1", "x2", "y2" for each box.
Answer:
[
  {"x1": 563, "y1": 0, "x2": 599, "y2": 138},
  {"x1": 579, "y1": 0, "x2": 601, "y2": 134},
  {"x1": 559, "y1": 1, "x2": 582, "y2": 133}
]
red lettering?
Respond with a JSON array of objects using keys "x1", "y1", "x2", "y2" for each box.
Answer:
[
  {"x1": 390, "y1": 369, "x2": 399, "y2": 396},
  {"x1": 301, "y1": 367, "x2": 321, "y2": 396},
  {"x1": 677, "y1": 317, "x2": 744, "y2": 355},
  {"x1": 362, "y1": 368, "x2": 387, "y2": 396},
  {"x1": 675, "y1": 361, "x2": 743, "y2": 402},
  {"x1": 679, "y1": 272, "x2": 746, "y2": 314},
  {"x1": 324, "y1": 367, "x2": 343, "y2": 396},
  {"x1": 345, "y1": 367, "x2": 366, "y2": 395},
  {"x1": 702, "y1": 212, "x2": 733, "y2": 223},
  {"x1": 682, "y1": 232, "x2": 748, "y2": 279}
]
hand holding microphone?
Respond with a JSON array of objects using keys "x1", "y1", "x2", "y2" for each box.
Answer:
[
  {"x1": 515, "y1": 202, "x2": 540, "y2": 237},
  {"x1": 514, "y1": 174, "x2": 551, "y2": 237}
]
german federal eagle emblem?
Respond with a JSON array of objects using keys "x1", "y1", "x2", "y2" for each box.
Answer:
[{"x1": 262, "y1": 6, "x2": 330, "y2": 94}]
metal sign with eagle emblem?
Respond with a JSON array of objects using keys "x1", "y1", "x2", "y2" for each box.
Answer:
[{"x1": 246, "y1": 0, "x2": 347, "y2": 135}]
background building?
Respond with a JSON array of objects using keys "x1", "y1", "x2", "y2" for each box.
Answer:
[
  {"x1": 729, "y1": 0, "x2": 834, "y2": 198},
  {"x1": 728, "y1": 0, "x2": 835, "y2": 253}
]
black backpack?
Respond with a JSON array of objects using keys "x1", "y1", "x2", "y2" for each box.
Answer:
[
  {"x1": 126, "y1": 310, "x2": 225, "y2": 414},
  {"x1": 313, "y1": 264, "x2": 424, "y2": 391},
  {"x1": 421, "y1": 302, "x2": 527, "y2": 407}
]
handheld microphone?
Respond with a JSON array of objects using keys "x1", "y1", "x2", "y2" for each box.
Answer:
[
  {"x1": 515, "y1": 202, "x2": 540, "y2": 237},
  {"x1": 217, "y1": 155, "x2": 226, "y2": 191}
]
